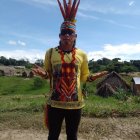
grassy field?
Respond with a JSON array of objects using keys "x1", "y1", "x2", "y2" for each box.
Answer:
[
  {"x1": 0, "y1": 75, "x2": 140, "y2": 140},
  {"x1": 0, "y1": 76, "x2": 140, "y2": 118}
]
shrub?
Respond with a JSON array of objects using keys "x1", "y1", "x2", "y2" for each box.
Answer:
[
  {"x1": 133, "y1": 96, "x2": 140, "y2": 103},
  {"x1": 114, "y1": 88, "x2": 131, "y2": 101},
  {"x1": 33, "y1": 77, "x2": 45, "y2": 89}
]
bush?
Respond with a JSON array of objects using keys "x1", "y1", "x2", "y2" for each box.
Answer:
[
  {"x1": 133, "y1": 96, "x2": 140, "y2": 103},
  {"x1": 33, "y1": 77, "x2": 45, "y2": 89},
  {"x1": 114, "y1": 88, "x2": 131, "y2": 101}
]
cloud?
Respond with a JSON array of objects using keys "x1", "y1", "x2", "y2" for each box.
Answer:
[
  {"x1": 129, "y1": 1, "x2": 135, "y2": 6},
  {"x1": 8, "y1": 40, "x2": 26, "y2": 47},
  {"x1": 80, "y1": 1, "x2": 140, "y2": 16},
  {"x1": 0, "y1": 49, "x2": 45, "y2": 63},
  {"x1": 87, "y1": 43, "x2": 140, "y2": 61},
  {"x1": 18, "y1": 40, "x2": 26, "y2": 46},
  {"x1": 78, "y1": 12, "x2": 137, "y2": 29},
  {"x1": 8, "y1": 40, "x2": 17, "y2": 46},
  {"x1": 1, "y1": 43, "x2": 140, "y2": 63},
  {"x1": 78, "y1": 12, "x2": 99, "y2": 20}
]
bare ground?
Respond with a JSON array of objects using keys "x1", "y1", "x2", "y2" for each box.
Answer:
[{"x1": 0, "y1": 117, "x2": 140, "y2": 140}]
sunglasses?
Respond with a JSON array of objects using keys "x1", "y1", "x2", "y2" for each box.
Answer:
[{"x1": 60, "y1": 30, "x2": 75, "y2": 36}]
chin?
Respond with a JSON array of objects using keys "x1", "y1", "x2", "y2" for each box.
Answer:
[{"x1": 64, "y1": 41, "x2": 71, "y2": 45}]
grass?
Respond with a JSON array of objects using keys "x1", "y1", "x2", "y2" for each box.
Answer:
[
  {"x1": 0, "y1": 75, "x2": 140, "y2": 131},
  {"x1": 84, "y1": 95, "x2": 140, "y2": 117},
  {"x1": 0, "y1": 76, "x2": 140, "y2": 118},
  {"x1": 0, "y1": 76, "x2": 50, "y2": 95}
]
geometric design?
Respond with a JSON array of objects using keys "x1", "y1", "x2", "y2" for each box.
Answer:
[{"x1": 52, "y1": 48, "x2": 78, "y2": 101}]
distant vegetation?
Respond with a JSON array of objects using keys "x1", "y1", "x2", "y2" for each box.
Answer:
[
  {"x1": 0, "y1": 56, "x2": 140, "y2": 73},
  {"x1": 88, "y1": 58, "x2": 140, "y2": 73},
  {"x1": 0, "y1": 56, "x2": 43, "y2": 69}
]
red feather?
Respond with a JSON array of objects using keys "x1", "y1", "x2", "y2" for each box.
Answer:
[
  {"x1": 73, "y1": 0, "x2": 80, "y2": 19},
  {"x1": 69, "y1": 0, "x2": 77, "y2": 20},
  {"x1": 57, "y1": 0, "x2": 66, "y2": 19},
  {"x1": 67, "y1": 0, "x2": 72, "y2": 18},
  {"x1": 63, "y1": 0, "x2": 67, "y2": 18}
]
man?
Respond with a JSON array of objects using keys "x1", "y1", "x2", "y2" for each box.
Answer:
[{"x1": 32, "y1": 0, "x2": 107, "y2": 140}]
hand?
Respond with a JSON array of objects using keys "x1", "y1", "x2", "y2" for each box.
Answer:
[
  {"x1": 98, "y1": 71, "x2": 108, "y2": 76},
  {"x1": 32, "y1": 64, "x2": 48, "y2": 78}
]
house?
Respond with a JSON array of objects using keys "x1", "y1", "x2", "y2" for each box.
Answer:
[
  {"x1": 0, "y1": 69, "x2": 4, "y2": 76},
  {"x1": 96, "y1": 83, "x2": 116, "y2": 97},
  {"x1": 131, "y1": 77, "x2": 140, "y2": 96},
  {"x1": 96, "y1": 71, "x2": 131, "y2": 97},
  {"x1": 22, "y1": 70, "x2": 34, "y2": 78},
  {"x1": 0, "y1": 66, "x2": 16, "y2": 76}
]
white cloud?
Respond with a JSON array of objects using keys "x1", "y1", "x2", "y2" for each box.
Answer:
[
  {"x1": 80, "y1": 1, "x2": 140, "y2": 16},
  {"x1": 87, "y1": 43, "x2": 140, "y2": 61},
  {"x1": 78, "y1": 12, "x2": 99, "y2": 20},
  {"x1": 18, "y1": 40, "x2": 26, "y2": 46},
  {"x1": 78, "y1": 12, "x2": 137, "y2": 29},
  {"x1": 8, "y1": 40, "x2": 26, "y2": 47},
  {"x1": 1, "y1": 43, "x2": 140, "y2": 63},
  {"x1": 8, "y1": 40, "x2": 17, "y2": 46},
  {"x1": 129, "y1": 1, "x2": 135, "y2": 6},
  {"x1": 0, "y1": 49, "x2": 45, "y2": 63}
]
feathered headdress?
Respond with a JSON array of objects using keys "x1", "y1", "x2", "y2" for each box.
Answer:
[{"x1": 57, "y1": 0, "x2": 80, "y2": 32}]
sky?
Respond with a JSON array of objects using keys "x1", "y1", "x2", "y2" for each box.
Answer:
[{"x1": 0, "y1": 0, "x2": 140, "y2": 63}]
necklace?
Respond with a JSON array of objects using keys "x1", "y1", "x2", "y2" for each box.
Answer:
[{"x1": 58, "y1": 47, "x2": 76, "y2": 64}]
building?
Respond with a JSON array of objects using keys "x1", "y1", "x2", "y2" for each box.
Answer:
[
  {"x1": 96, "y1": 71, "x2": 131, "y2": 97},
  {"x1": 0, "y1": 66, "x2": 16, "y2": 76},
  {"x1": 131, "y1": 77, "x2": 140, "y2": 96}
]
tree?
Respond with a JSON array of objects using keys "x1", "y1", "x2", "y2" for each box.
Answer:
[{"x1": 35, "y1": 59, "x2": 44, "y2": 67}]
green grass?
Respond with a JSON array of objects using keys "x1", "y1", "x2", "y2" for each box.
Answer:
[
  {"x1": 84, "y1": 95, "x2": 140, "y2": 117},
  {"x1": 0, "y1": 76, "x2": 140, "y2": 118},
  {"x1": 0, "y1": 95, "x2": 45, "y2": 113},
  {"x1": 0, "y1": 76, "x2": 50, "y2": 95}
]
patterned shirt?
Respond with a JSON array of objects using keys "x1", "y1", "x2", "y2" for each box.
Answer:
[{"x1": 44, "y1": 47, "x2": 89, "y2": 109}]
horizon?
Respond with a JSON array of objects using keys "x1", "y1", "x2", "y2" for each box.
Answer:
[{"x1": 0, "y1": 55, "x2": 140, "y2": 64}]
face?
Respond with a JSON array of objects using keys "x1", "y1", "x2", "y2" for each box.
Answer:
[{"x1": 59, "y1": 29, "x2": 77, "y2": 47}]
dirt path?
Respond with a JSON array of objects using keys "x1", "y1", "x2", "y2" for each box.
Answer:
[
  {"x1": 0, "y1": 129, "x2": 87, "y2": 140},
  {"x1": 0, "y1": 117, "x2": 140, "y2": 140}
]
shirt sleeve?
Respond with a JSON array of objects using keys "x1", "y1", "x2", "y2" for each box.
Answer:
[
  {"x1": 80, "y1": 53, "x2": 90, "y2": 82},
  {"x1": 44, "y1": 48, "x2": 52, "y2": 72}
]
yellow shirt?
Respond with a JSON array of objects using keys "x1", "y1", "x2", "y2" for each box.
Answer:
[{"x1": 44, "y1": 47, "x2": 89, "y2": 109}]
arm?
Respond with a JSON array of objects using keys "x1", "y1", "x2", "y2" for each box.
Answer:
[
  {"x1": 87, "y1": 71, "x2": 108, "y2": 82},
  {"x1": 32, "y1": 48, "x2": 53, "y2": 79},
  {"x1": 32, "y1": 64, "x2": 49, "y2": 79}
]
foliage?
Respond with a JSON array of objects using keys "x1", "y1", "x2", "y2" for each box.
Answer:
[
  {"x1": 88, "y1": 57, "x2": 140, "y2": 73},
  {"x1": 1, "y1": 56, "x2": 140, "y2": 73},
  {"x1": 33, "y1": 77, "x2": 45, "y2": 89},
  {"x1": 133, "y1": 96, "x2": 140, "y2": 104},
  {"x1": 113, "y1": 88, "x2": 131, "y2": 101}
]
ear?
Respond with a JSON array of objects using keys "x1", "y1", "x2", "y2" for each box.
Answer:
[{"x1": 74, "y1": 34, "x2": 77, "y2": 39}]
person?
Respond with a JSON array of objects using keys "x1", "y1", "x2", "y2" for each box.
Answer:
[{"x1": 32, "y1": 0, "x2": 108, "y2": 140}]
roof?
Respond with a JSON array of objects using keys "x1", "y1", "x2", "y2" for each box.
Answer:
[
  {"x1": 97, "y1": 71, "x2": 130, "y2": 89},
  {"x1": 96, "y1": 83, "x2": 115, "y2": 97},
  {"x1": 132, "y1": 77, "x2": 140, "y2": 84}
]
